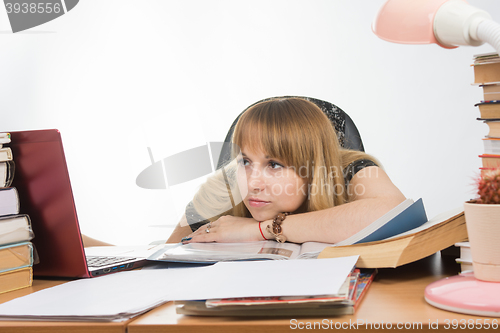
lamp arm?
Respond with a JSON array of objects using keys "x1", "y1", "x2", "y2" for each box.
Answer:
[
  {"x1": 476, "y1": 20, "x2": 500, "y2": 57},
  {"x1": 433, "y1": 0, "x2": 491, "y2": 49}
]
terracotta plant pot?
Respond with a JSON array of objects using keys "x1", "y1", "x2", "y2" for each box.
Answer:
[{"x1": 463, "y1": 202, "x2": 500, "y2": 282}]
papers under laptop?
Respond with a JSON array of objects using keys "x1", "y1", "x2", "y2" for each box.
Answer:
[{"x1": 8, "y1": 129, "x2": 157, "y2": 278}]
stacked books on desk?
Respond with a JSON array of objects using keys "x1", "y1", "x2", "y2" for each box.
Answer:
[
  {"x1": 473, "y1": 53, "x2": 500, "y2": 174},
  {"x1": 176, "y1": 269, "x2": 376, "y2": 317},
  {"x1": 0, "y1": 133, "x2": 35, "y2": 295}
]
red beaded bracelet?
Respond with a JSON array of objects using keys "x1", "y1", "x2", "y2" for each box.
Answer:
[{"x1": 258, "y1": 222, "x2": 268, "y2": 240}]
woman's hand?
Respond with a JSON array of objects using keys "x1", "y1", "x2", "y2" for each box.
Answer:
[{"x1": 181, "y1": 216, "x2": 268, "y2": 243}]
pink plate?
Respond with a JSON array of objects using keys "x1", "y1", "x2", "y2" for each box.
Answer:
[{"x1": 425, "y1": 272, "x2": 500, "y2": 317}]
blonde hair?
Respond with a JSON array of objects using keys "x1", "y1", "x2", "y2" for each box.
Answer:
[{"x1": 191, "y1": 97, "x2": 379, "y2": 221}]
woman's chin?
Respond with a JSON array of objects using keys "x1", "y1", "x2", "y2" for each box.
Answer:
[{"x1": 249, "y1": 211, "x2": 276, "y2": 222}]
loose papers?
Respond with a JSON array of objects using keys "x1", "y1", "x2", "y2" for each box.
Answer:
[{"x1": 0, "y1": 256, "x2": 358, "y2": 322}]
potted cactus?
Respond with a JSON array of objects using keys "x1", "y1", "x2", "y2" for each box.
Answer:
[{"x1": 464, "y1": 168, "x2": 500, "y2": 282}]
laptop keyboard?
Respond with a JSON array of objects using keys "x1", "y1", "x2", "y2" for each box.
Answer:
[{"x1": 86, "y1": 256, "x2": 137, "y2": 268}]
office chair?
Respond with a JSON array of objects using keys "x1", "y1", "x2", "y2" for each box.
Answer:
[{"x1": 216, "y1": 96, "x2": 365, "y2": 169}]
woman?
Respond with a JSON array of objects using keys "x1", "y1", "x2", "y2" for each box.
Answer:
[{"x1": 167, "y1": 97, "x2": 405, "y2": 244}]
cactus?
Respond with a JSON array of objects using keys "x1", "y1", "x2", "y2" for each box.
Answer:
[{"x1": 476, "y1": 168, "x2": 500, "y2": 204}]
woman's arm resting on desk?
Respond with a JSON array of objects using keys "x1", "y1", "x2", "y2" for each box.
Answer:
[
  {"x1": 185, "y1": 166, "x2": 406, "y2": 244},
  {"x1": 281, "y1": 166, "x2": 406, "y2": 243}
]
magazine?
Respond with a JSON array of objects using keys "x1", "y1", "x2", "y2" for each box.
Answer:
[{"x1": 175, "y1": 269, "x2": 377, "y2": 316}]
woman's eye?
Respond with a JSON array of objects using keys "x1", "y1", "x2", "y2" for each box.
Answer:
[
  {"x1": 269, "y1": 161, "x2": 283, "y2": 169},
  {"x1": 239, "y1": 159, "x2": 250, "y2": 166}
]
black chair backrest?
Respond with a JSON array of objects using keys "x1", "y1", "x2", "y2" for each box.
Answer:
[{"x1": 216, "y1": 96, "x2": 365, "y2": 169}]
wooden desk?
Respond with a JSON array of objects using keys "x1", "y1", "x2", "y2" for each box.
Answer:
[
  {"x1": 0, "y1": 279, "x2": 129, "y2": 333},
  {"x1": 127, "y1": 253, "x2": 497, "y2": 333},
  {"x1": 0, "y1": 254, "x2": 497, "y2": 333}
]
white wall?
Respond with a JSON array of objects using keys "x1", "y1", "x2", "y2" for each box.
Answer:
[{"x1": 1, "y1": 0, "x2": 499, "y2": 245}]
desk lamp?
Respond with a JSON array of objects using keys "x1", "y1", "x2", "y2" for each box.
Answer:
[
  {"x1": 373, "y1": 0, "x2": 500, "y2": 317},
  {"x1": 373, "y1": 0, "x2": 500, "y2": 54}
]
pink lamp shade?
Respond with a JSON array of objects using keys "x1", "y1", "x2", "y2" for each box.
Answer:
[{"x1": 372, "y1": 0, "x2": 456, "y2": 48}]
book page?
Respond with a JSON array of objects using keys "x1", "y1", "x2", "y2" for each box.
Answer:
[
  {"x1": 297, "y1": 242, "x2": 334, "y2": 259},
  {"x1": 205, "y1": 270, "x2": 356, "y2": 308},
  {"x1": 0, "y1": 215, "x2": 33, "y2": 245},
  {"x1": 0, "y1": 162, "x2": 6, "y2": 185}
]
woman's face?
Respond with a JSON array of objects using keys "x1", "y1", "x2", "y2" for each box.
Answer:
[{"x1": 237, "y1": 147, "x2": 308, "y2": 222}]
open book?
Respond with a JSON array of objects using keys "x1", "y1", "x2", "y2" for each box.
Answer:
[
  {"x1": 149, "y1": 198, "x2": 427, "y2": 263},
  {"x1": 319, "y1": 207, "x2": 467, "y2": 268}
]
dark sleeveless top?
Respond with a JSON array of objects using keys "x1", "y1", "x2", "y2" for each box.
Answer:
[{"x1": 185, "y1": 159, "x2": 378, "y2": 232}]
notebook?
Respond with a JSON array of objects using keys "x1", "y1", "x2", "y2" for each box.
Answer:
[{"x1": 8, "y1": 129, "x2": 148, "y2": 278}]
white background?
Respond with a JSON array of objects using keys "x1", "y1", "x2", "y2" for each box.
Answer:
[{"x1": 0, "y1": 0, "x2": 499, "y2": 245}]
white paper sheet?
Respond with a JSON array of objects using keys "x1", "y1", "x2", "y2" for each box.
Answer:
[{"x1": 0, "y1": 256, "x2": 358, "y2": 321}]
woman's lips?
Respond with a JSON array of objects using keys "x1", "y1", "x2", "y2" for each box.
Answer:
[{"x1": 248, "y1": 198, "x2": 270, "y2": 208}]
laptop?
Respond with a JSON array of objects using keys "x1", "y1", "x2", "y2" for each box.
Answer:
[{"x1": 8, "y1": 129, "x2": 149, "y2": 278}]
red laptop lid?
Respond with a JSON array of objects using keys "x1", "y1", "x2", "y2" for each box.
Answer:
[{"x1": 8, "y1": 129, "x2": 91, "y2": 278}]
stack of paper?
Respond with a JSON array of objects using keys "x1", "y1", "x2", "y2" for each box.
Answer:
[{"x1": 0, "y1": 256, "x2": 358, "y2": 322}]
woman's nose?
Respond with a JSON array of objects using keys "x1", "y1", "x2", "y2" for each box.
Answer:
[{"x1": 248, "y1": 167, "x2": 266, "y2": 192}]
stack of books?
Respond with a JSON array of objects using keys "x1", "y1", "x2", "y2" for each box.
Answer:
[
  {"x1": 473, "y1": 53, "x2": 500, "y2": 174},
  {"x1": 175, "y1": 269, "x2": 377, "y2": 316},
  {"x1": 0, "y1": 133, "x2": 35, "y2": 295}
]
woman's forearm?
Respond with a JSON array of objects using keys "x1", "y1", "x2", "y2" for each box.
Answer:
[
  {"x1": 266, "y1": 195, "x2": 405, "y2": 244},
  {"x1": 263, "y1": 167, "x2": 406, "y2": 244}
]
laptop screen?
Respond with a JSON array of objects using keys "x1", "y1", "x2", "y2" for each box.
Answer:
[{"x1": 9, "y1": 129, "x2": 91, "y2": 278}]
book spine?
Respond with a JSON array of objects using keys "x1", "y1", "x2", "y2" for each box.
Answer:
[
  {"x1": 353, "y1": 269, "x2": 377, "y2": 310},
  {"x1": 0, "y1": 148, "x2": 13, "y2": 162},
  {"x1": 3, "y1": 160, "x2": 15, "y2": 187},
  {"x1": 0, "y1": 242, "x2": 34, "y2": 273},
  {"x1": 0, "y1": 267, "x2": 33, "y2": 295},
  {"x1": 474, "y1": 55, "x2": 500, "y2": 173},
  {"x1": 0, "y1": 138, "x2": 34, "y2": 295}
]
